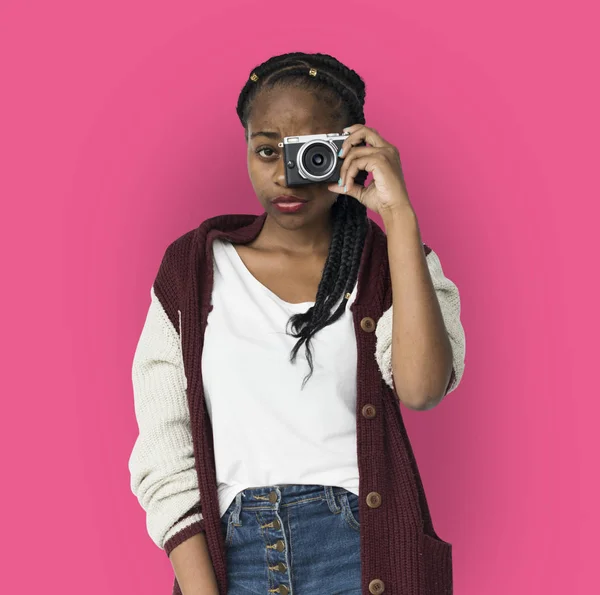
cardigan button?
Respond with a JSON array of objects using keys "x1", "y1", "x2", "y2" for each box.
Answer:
[
  {"x1": 366, "y1": 492, "x2": 382, "y2": 508},
  {"x1": 362, "y1": 404, "x2": 377, "y2": 419},
  {"x1": 369, "y1": 578, "x2": 385, "y2": 594},
  {"x1": 360, "y1": 317, "x2": 376, "y2": 332}
]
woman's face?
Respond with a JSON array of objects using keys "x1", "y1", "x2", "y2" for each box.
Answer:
[{"x1": 246, "y1": 86, "x2": 343, "y2": 232}]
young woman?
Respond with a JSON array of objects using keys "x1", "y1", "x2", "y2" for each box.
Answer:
[{"x1": 129, "y1": 51, "x2": 465, "y2": 595}]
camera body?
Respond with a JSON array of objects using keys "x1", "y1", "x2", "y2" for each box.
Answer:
[{"x1": 278, "y1": 132, "x2": 352, "y2": 187}]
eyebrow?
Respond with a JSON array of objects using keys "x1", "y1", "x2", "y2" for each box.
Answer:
[{"x1": 250, "y1": 131, "x2": 281, "y2": 140}]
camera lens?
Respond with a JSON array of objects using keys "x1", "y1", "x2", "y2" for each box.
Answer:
[{"x1": 302, "y1": 142, "x2": 335, "y2": 178}]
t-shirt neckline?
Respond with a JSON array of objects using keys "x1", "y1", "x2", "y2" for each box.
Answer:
[{"x1": 224, "y1": 240, "x2": 316, "y2": 309}]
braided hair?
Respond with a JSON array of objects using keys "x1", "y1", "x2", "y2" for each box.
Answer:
[{"x1": 236, "y1": 52, "x2": 369, "y2": 389}]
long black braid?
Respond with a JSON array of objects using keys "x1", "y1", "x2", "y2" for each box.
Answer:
[{"x1": 236, "y1": 52, "x2": 369, "y2": 389}]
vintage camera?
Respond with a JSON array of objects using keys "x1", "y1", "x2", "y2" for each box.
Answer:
[{"x1": 278, "y1": 132, "x2": 356, "y2": 187}]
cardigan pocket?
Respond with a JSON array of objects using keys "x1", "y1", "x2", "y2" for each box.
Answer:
[{"x1": 418, "y1": 531, "x2": 453, "y2": 594}]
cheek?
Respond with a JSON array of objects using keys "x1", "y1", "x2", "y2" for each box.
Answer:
[
  {"x1": 321, "y1": 186, "x2": 340, "y2": 203},
  {"x1": 246, "y1": 159, "x2": 261, "y2": 182},
  {"x1": 248, "y1": 159, "x2": 275, "y2": 185},
  {"x1": 247, "y1": 164, "x2": 270, "y2": 198}
]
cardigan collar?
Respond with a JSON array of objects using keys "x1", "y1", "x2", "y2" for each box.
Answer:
[{"x1": 196, "y1": 210, "x2": 388, "y2": 312}]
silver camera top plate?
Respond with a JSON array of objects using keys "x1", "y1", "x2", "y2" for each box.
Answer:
[{"x1": 277, "y1": 131, "x2": 349, "y2": 147}]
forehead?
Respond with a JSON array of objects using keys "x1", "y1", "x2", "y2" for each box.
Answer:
[{"x1": 248, "y1": 86, "x2": 338, "y2": 137}]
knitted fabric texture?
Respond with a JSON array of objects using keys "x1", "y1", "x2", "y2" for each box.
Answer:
[
  {"x1": 374, "y1": 248, "x2": 465, "y2": 398},
  {"x1": 129, "y1": 287, "x2": 205, "y2": 550},
  {"x1": 129, "y1": 212, "x2": 464, "y2": 595}
]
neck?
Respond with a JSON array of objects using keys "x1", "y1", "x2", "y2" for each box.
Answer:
[{"x1": 258, "y1": 211, "x2": 334, "y2": 257}]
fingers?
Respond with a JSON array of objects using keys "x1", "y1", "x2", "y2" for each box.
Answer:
[
  {"x1": 339, "y1": 143, "x2": 397, "y2": 187},
  {"x1": 337, "y1": 146, "x2": 379, "y2": 189},
  {"x1": 343, "y1": 155, "x2": 380, "y2": 194},
  {"x1": 328, "y1": 152, "x2": 382, "y2": 199},
  {"x1": 340, "y1": 124, "x2": 389, "y2": 155}
]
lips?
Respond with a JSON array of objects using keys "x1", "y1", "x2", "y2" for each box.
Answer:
[
  {"x1": 272, "y1": 195, "x2": 308, "y2": 204},
  {"x1": 271, "y1": 195, "x2": 309, "y2": 214}
]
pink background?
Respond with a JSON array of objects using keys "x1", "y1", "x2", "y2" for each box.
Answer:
[{"x1": 1, "y1": 1, "x2": 597, "y2": 593}]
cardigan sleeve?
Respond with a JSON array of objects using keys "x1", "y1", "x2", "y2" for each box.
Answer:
[
  {"x1": 374, "y1": 246, "x2": 466, "y2": 399},
  {"x1": 128, "y1": 284, "x2": 205, "y2": 556}
]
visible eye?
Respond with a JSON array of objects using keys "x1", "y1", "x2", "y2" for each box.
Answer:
[{"x1": 256, "y1": 146, "x2": 278, "y2": 159}]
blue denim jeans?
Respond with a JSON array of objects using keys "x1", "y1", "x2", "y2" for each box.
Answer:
[{"x1": 220, "y1": 484, "x2": 361, "y2": 594}]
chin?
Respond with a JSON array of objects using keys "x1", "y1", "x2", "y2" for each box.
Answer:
[
  {"x1": 263, "y1": 197, "x2": 335, "y2": 229},
  {"x1": 270, "y1": 211, "x2": 312, "y2": 228}
]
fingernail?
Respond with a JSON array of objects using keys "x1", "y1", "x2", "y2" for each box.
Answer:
[
  {"x1": 338, "y1": 148, "x2": 344, "y2": 157},
  {"x1": 338, "y1": 177, "x2": 343, "y2": 186},
  {"x1": 343, "y1": 185, "x2": 347, "y2": 193}
]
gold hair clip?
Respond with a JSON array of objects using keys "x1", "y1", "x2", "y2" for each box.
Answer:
[
  {"x1": 309, "y1": 68, "x2": 317, "y2": 77},
  {"x1": 250, "y1": 72, "x2": 259, "y2": 82}
]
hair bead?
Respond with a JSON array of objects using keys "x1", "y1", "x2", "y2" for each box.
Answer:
[
  {"x1": 250, "y1": 72, "x2": 259, "y2": 82},
  {"x1": 309, "y1": 68, "x2": 317, "y2": 77}
]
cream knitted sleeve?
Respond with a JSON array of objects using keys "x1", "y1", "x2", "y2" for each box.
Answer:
[
  {"x1": 128, "y1": 285, "x2": 203, "y2": 552},
  {"x1": 374, "y1": 247, "x2": 466, "y2": 398}
]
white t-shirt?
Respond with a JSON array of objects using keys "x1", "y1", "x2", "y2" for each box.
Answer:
[{"x1": 202, "y1": 237, "x2": 360, "y2": 518}]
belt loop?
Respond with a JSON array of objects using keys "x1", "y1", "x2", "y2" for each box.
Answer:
[
  {"x1": 232, "y1": 490, "x2": 243, "y2": 525},
  {"x1": 324, "y1": 486, "x2": 341, "y2": 513}
]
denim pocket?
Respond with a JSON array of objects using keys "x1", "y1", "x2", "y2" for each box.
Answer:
[{"x1": 339, "y1": 491, "x2": 360, "y2": 532}]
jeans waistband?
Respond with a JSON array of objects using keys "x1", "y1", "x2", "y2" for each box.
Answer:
[{"x1": 232, "y1": 484, "x2": 349, "y2": 512}]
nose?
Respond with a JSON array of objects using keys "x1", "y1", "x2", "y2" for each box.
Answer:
[{"x1": 274, "y1": 156, "x2": 288, "y2": 187}]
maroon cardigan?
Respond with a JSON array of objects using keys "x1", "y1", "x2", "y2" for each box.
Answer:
[{"x1": 152, "y1": 211, "x2": 453, "y2": 595}]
